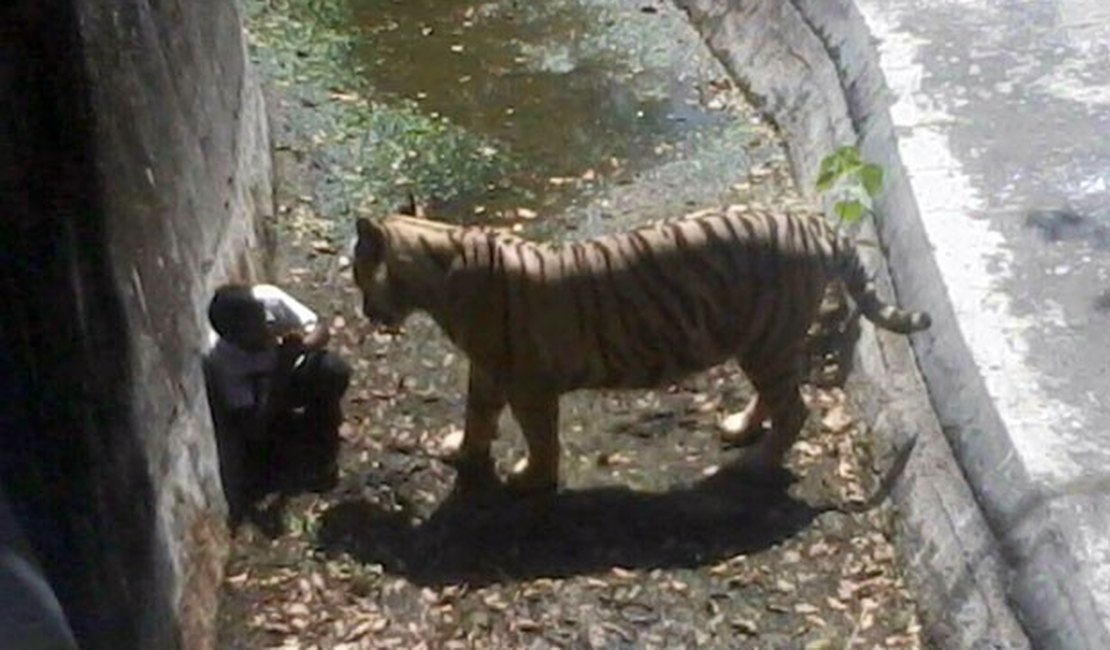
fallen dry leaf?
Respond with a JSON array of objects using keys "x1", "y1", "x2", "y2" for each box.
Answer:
[
  {"x1": 822, "y1": 404, "x2": 854, "y2": 433},
  {"x1": 730, "y1": 617, "x2": 759, "y2": 636}
]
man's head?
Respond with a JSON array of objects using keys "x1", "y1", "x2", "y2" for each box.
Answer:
[{"x1": 208, "y1": 284, "x2": 270, "y2": 351}]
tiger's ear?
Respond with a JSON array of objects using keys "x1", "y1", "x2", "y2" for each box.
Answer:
[
  {"x1": 397, "y1": 191, "x2": 418, "y2": 216},
  {"x1": 356, "y1": 217, "x2": 385, "y2": 253},
  {"x1": 396, "y1": 191, "x2": 431, "y2": 218}
]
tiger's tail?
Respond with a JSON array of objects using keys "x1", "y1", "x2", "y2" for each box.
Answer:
[{"x1": 833, "y1": 233, "x2": 931, "y2": 334}]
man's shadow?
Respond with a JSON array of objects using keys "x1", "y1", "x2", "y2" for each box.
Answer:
[{"x1": 316, "y1": 460, "x2": 826, "y2": 587}]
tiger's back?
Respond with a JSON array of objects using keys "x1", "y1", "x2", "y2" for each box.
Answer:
[{"x1": 445, "y1": 206, "x2": 916, "y2": 392}]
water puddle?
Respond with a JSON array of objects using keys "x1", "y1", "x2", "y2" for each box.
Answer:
[{"x1": 345, "y1": 0, "x2": 747, "y2": 223}]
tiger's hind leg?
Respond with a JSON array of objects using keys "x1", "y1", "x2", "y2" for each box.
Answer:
[
  {"x1": 446, "y1": 366, "x2": 504, "y2": 487},
  {"x1": 505, "y1": 391, "x2": 561, "y2": 495},
  {"x1": 738, "y1": 347, "x2": 809, "y2": 476}
]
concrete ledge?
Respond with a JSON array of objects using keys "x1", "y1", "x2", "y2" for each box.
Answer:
[
  {"x1": 675, "y1": 0, "x2": 1034, "y2": 646},
  {"x1": 848, "y1": 3, "x2": 1110, "y2": 649}
]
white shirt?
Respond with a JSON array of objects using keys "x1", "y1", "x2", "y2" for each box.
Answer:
[{"x1": 204, "y1": 285, "x2": 319, "y2": 412}]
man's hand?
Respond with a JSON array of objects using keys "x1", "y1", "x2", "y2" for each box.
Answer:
[
  {"x1": 276, "y1": 331, "x2": 305, "y2": 366},
  {"x1": 303, "y1": 324, "x2": 330, "y2": 350},
  {"x1": 279, "y1": 330, "x2": 304, "y2": 347}
]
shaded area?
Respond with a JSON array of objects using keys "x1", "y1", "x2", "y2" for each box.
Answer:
[{"x1": 318, "y1": 461, "x2": 813, "y2": 587}]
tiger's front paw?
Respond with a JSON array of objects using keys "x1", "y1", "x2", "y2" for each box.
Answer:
[
  {"x1": 719, "y1": 416, "x2": 767, "y2": 447},
  {"x1": 452, "y1": 457, "x2": 499, "y2": 494},
  {"x1": 505, "y1": 458, "x2": 558, "y2": 496},
  {"x1": 441, "y1": 446, "x2": 480, "y2": 467},
  {"x1": 718, "y1": 399, "x2": 768, "y2": 447},
  {"x1": 440, "y1": 434, "x2": 491, "y2": 469},
  {"x1": 442, "y1": 446, "x2": 498, "y2": 489}
]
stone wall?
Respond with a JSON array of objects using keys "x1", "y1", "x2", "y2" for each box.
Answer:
[{"x1": 0, "y1": 0, "x2": 271, "y2": 648}]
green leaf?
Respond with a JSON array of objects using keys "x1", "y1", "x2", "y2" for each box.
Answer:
[
  {"x1": 841, "y1": 162, "x2": 865, "y2": 181},
  {"x1": 836, "y1": 145, "x2": 862, "y2": 166},
  {"x1": 860, "y1": 163, "x2": 884, "y2": 198},
  {"x1": 816, "y1": 154, "x2": 840, "y2": 191},
  {"x1": 817, "y1": 145, "x2": 871, "y2": 192},
  {"x1": 835, "y1": 200, "x2": 865, "y2": 223}
]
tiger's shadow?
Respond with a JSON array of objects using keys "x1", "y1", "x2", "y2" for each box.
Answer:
[{"x1": 316, "y1": 461, "x2": 824, "y2": 587}]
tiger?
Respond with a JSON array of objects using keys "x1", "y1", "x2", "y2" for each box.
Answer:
[{"x1": 352, "y1": 205, "x2": 931, "y2": 494}]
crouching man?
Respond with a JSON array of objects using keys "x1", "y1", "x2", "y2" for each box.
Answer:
[{"x1": 203, "y1": 284, "x2": 351, "y2": 524}]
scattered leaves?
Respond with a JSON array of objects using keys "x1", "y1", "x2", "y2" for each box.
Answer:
[{"x1": 227, "y1": 6, "x2": 923, "y2": 648}]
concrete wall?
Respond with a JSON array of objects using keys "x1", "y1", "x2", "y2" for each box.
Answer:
[
  {"x1": 0, "y1": 0, "x2": 271, "y2": 648},
  {"x1": 674, "y1": 1, "x2": 1031, "y2": 647}
]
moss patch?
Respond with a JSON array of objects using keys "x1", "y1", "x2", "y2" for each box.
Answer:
[{"x1": 242, "y1": 0, "x2": 514, "y2": 226}]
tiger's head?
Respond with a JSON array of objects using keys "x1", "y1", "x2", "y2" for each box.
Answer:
[{"x1": 353, "y1": 217, "x2": 409, "y2": 328}]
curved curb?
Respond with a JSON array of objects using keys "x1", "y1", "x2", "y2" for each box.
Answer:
[{"x1": 673, "y1": 0, "x2": 1033, "y2": 647}]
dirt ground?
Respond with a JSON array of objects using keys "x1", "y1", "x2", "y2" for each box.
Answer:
[
  {"x1": 215, "y1": 190, "x2": 925, "y2": 650},
  {"x1": 216, "y1": 2, "x2": 926, "y2": 648},
  {"x1": 216, "y1": 234, "x2": 924, "y2": 649}
]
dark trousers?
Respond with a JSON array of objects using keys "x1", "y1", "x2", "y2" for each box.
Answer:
[
  {"x1": 208, "y1": 350, "x2": 351, "y2": 524},
  {"x1": 276, "y1": 350, "x2": 352, "y2": 483},
  {"x1": 289, "y1": 349, "x2": 352, "y2": 427}
]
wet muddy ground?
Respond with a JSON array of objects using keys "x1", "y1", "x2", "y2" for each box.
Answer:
[{"x1": 218, "y1": 0, "x2": 925, "y2": 647}]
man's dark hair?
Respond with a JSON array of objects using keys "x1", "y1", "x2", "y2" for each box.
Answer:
[{"x1": 208, "y1": 284, "x2": 264, "y2": 340}]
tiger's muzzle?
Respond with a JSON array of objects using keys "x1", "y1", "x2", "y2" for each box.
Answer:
[{"x1": 361, "y1": 297, "x2": 405, "y2": 331}]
